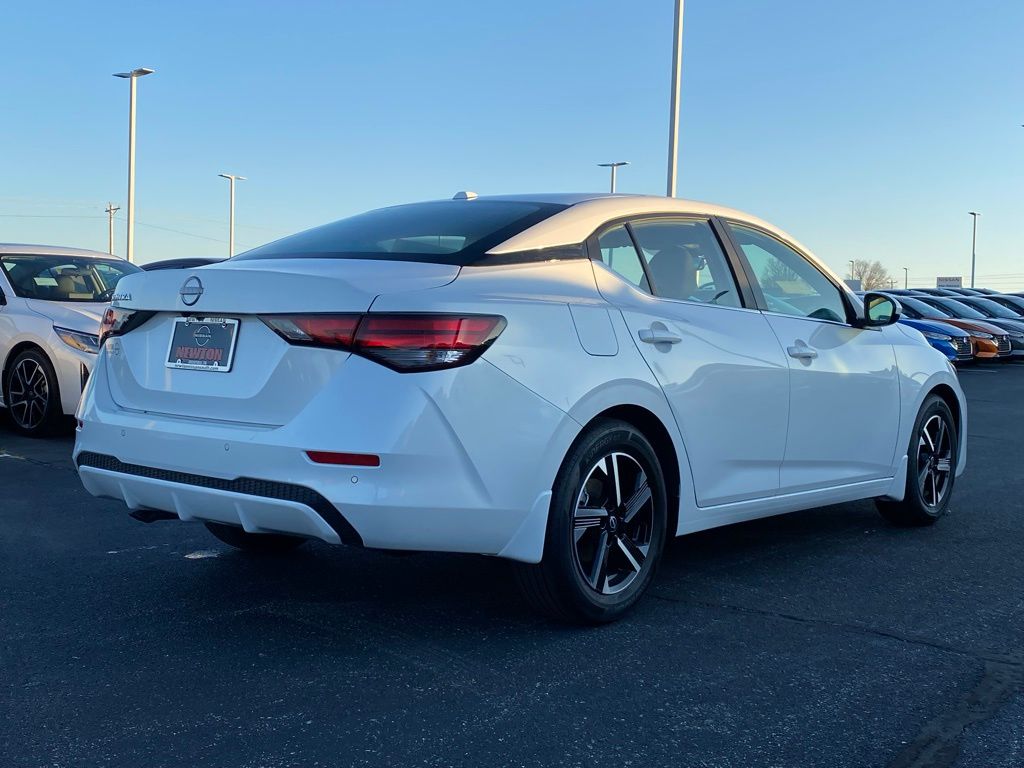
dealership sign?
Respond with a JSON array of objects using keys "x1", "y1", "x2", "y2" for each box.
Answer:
[{"x1": 936, "y1": 276, "x2": 963, "y2": 288}]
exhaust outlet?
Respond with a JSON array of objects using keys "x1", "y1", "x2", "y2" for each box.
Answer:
[{"x1": 129, "y1": 509, "x2": 179, "y2": 524}]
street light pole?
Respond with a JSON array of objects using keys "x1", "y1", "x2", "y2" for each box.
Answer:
[
  {"x1": 105, "y1": 203, "x2": 120, "y2": 256},
  {"x1": 113, "y1": 68, "x2": 154, "y2": 263},
  {"x1": 597, "y1": 162, "x2": 629, "y2": 193},
  {"x1": 968, "y1": 211, "x2": 981, "y2": 288},
  {"x1": 218, "y1": 174, "x2": 247, "y2": 257},
  {"x1": 903, "y1": 266, "x2": 908, "y2": 289},
  {"x1": 849, "y1": 260, "x2": 855, "y2": 280},
  {"x1": 666, "y1": 0, "x2": 684, "y2": 197}
]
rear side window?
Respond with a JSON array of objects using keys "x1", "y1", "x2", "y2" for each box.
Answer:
[
  {"x1": 235, "y1": 200, "x2": 569, "y2": 265},
  {"x1": 630, "y1": 219, "x2": 742, "y2": 308},
  {"x1": 596, "y1": 225, "x2": 650, "y2": 292}
]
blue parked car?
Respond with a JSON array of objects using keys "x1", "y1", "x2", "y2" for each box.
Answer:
[
  {"x1": 899, "y1": 317, "x2": 974, "y2": 363},
  {"x1": 858, "y1": 291, "x2": 974, "y2": 362}
]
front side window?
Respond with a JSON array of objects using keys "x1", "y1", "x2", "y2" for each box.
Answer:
[
  {"x1": 0, "y1": 255, "x2": 140, "y2": 303},
  {"x1": 727, "y1": 224, "x2": 847, "y2": 323},
  {"x1": 629, "y1": 219, "x2": 741, "y2": 307},
  {"x1": 596, "y1": 225, "x2": 650, "y2": 292}
]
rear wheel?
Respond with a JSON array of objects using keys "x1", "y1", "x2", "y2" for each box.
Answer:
[
  {"x1": 204, "y1": 522, "x2": 307, "y2": 553},
  {"x1": 876, "y1": 394, "x2": 957, "y2": 526},
  {"x1": 3, "y1": 349, "x2": 63, "y2": 437},
  {"x1": 515, "y1": 418, "x2": 667, "y2": 623}
]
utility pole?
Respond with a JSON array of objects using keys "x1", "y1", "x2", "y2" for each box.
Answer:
[
  {"x1": 666, "y1": 0, "x2": 684, "y2": 197},
  {"x1": 113, "y1": 67, "x2": 155, "y2": 262},
  {"x1": 218, "y1": 173, "x2": 246, "y2": 257},
  {"x1": 597, "y1": 162, "x2": 629, "y2": 193},
  {"x1": 903, "y1": 266, "x2": 908, "y2": 289},
  {"x1": 968, "y1": 211, "x2": 981, "y2": 288},
  {"x1": 105, "y1": 203, "x2": 120, "y2": 256},
  {"x1": 849, "y1": 260, "x2": 855, "y2": 279}
]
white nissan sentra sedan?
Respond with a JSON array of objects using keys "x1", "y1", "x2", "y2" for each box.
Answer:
[
  {"x1": 74, "y1": 194, "x2": 966, "y2": 622},
  {"x1": 1, "y1": 244, "x2": 140, "y2": 436}
]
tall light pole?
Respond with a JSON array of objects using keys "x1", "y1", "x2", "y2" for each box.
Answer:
[
  {"x1": 219, "y1": 174, "x2": 246, "y2": 257},
  {"x1": 666, "y1": 0, "x2": 684, "y2": 197},
  {"x1": 113, "y1": 68, "x2": 154, "y2": 263},
  {"x1": 849, "y1": 260, "x2": 855, "y2": 279},
  {"x1": 903, "y1": 266, "x2": 908, "y2": 289},
  {"x1": 597, "y1": 162, "x2": 629, "y2": 193},
  {"x1": 105, "y1": 203, "x2": 120, "y2": 256},
  {"x1": 968, "y1": 211, "x2": 981, "y2": 288}
]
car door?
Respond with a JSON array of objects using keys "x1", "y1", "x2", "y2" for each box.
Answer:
[
  {"x1": 592, "y1": 217, "x2": 790, "y2": 507},
  {"x1": 722, "y1": 221, "x2": 901, "y2": 493}
]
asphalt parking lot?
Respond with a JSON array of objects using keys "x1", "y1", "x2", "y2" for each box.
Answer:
[{"x1": 2, "y1": 365, "x2": 1023, "y2": 768}]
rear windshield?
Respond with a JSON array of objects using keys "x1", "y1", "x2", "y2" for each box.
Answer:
[
  {"x1": 234, "y1": 200, "x2": 570, "y2": 265},
  {"x1": 0, "y1": 254, "x2": 140, "y2": 303}
]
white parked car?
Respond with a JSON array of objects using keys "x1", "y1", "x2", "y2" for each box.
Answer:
[
  {"x1": 74, "y1": 194, "x2": 966, "y2": 622},
  {"x1": 1, "y1": 244, "x2": 140, "y2": 436}
]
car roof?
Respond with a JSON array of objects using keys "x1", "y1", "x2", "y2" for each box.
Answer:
[
  {"x1": 0, "y1": 243, "x2": 118, "y2": 259},
  {"x1": 480, "y1": 193, "x2": 839, "y2": 286},
  {"x1": 483, "y1": 194, "x2": 808, "y2": 256}
]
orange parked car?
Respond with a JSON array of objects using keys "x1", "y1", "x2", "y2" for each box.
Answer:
[{"x1": 898, "y1": 296, "x2": 1010, "y2": 359}]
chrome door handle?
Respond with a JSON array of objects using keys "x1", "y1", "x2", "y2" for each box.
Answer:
[
  {"x1": 787, "y1": 344, "x2": 818, "y2": 360},
  {"x1": 639, "y1": 328, "x2": 682, "y2": 345}
]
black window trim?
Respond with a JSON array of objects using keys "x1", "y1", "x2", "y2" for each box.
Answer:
[
  {"x1": 586, "y1": 213, "x2": 757, "y2": 309},
  {"x1": 717, "y1": 217, "x2": 860, "y2": 327}
]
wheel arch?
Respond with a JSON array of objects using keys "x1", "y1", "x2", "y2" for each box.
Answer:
[
  {"x1": 929, "y1": 382, "x2": 962, "y2": 437},
  {"x1": 581, "y1": 404, "x2": 682, "y2": 539},
  {"x1": 1, "y1": 340, "x2": 51, "y2": 400}
]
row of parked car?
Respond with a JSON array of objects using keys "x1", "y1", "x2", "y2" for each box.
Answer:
[{"x1": 863, "y1": 287, "x2": 1024, "y2": 363}]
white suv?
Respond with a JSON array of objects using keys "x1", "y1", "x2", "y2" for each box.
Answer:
[{"x1": 0, "y1": 244, "x2": 139, "y2": 436}]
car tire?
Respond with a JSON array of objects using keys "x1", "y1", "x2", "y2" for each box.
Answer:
[
  {"x1": 204, "y1": 522, "x2": 308, "y2": 553},
  {"x1": 875, "y1": 394, "x2": 958, "y2": 527},
  {"x1": 515, "y1": 418, "x2": 668, "y2": 624},
  {"x1": 2, "y1": 348, "x2": 64, "y2": 438}
]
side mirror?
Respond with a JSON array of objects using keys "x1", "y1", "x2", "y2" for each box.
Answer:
[{"x1": 860, "y1": 292, "x2": 901, "y2": 327}]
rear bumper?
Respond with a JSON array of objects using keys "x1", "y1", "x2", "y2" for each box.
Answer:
[
  {"x1": 74, "y1": 352, "x2": 578, "y2": 562},
  {"x1": 77, "y1": 451, "x2": 362, "y2": 544}
]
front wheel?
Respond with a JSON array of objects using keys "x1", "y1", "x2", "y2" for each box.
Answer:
[
  {"x1": 3, "y1": 349, "x2": 63, "y2": 437},
  {"x1": 876, "y1": 394, "x2": 958, "y2": 526},
  {"x1": 204, "y1": 522, "x2": 307, "y2": 553},
  {"x1": 515, "y1": 418, "x2": 668, "y2": 624}
]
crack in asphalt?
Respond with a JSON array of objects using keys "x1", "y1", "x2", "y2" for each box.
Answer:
[
  {"x1": 0, "y1": 450, "x2": 77, "y2": 472},
  {"x1": 888, "y1": 660, "x2": 1024, "y2": 768},
  {"x1": 649, "y1": 592, "x2": 1024, "y2": 768}
]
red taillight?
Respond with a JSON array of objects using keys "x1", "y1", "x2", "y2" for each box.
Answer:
[
  {"x1": 260, "y1": 314, "x2": 360, "y2": 347},
  {"x1": 99, "y1": 307, "x2": 154, "y2": 344},
  {"x1": 355, "y1": 314, "x2": 505, "y2": 370},
  {"x1": 261, "y1": 313, "x2": 506, "y2": 372}
]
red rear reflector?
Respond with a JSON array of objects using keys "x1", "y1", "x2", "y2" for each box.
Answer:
[{"x1": 305, "y1": 450, "x2": 380, "y2": 467}]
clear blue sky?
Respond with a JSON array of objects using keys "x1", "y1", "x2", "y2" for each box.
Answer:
[{"x1": 2, "y1": 1, "x2": 1022, "y2": 288}]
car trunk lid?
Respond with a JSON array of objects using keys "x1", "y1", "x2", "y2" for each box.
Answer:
[{"x1": 103, "y1": 259, "x2": 460, "y2": 424}]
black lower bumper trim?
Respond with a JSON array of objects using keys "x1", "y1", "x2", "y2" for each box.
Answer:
[{"x1": 76, "y1": 451, "x2": 363, "y2": 546}]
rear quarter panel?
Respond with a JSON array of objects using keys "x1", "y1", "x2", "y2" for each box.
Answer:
[{"x1": 368, "y1": 258, "x2": 698, "y2": 533}]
